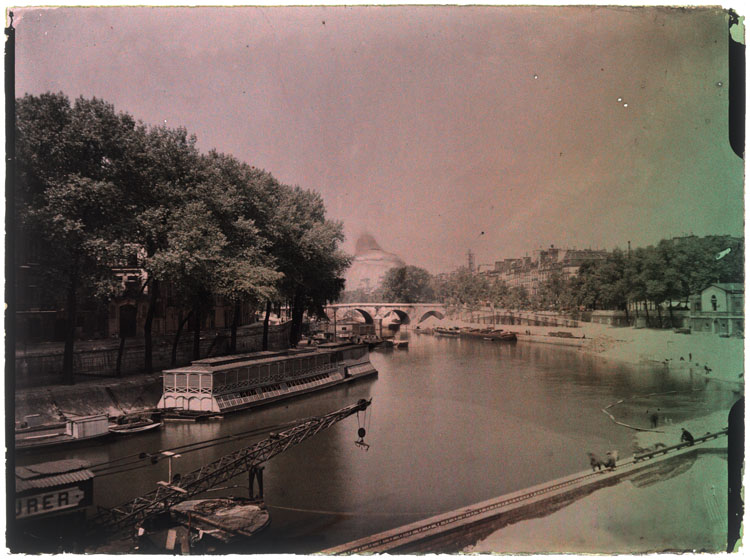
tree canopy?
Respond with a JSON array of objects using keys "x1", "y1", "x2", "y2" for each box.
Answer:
[
  {"x1": 16, "y1": 92, "x2": 351, "y2": 380},
  {"x1": 381, "y1": 266, "x2": 435, "y2": 303}
]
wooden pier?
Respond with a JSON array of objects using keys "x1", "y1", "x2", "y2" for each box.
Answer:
[{"x1": 322, "y1": 430, "x2": 727, "y2": 554}]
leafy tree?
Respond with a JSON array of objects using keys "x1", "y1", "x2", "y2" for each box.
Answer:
[
  {"x1": 487, "y1": 278, "x2": 510, "y2": 308},
  {"x1": 16, "y1": 93, "x2": 136, "y2": 383},
  {"x1": 507, "y1": 286, "x2": 530, "y2": 310},
  {"x1": 381, "y1": 265, "x2": 435, "y2": 303},
  {"x1": 126, "y1": 125, "x2": 205, "y2": 371},
  {"x1": 265, "y1": 185, "x2": 350, "y2": 347},
  {"x1": 535, "y1": 270, "x2": 570, "y2": 311},
  {"x1": 436, "y1": 267, "x2": 491, "y2": 307},
  {"x1": 200, "y1": 151, "x2": 281, "y2": 352},
  {"x1": 338, "y1": 287, "x2": 385, "y2": 303},
  {"x1": 148, "y1": 200, "x2": 227, "y2": 360}
]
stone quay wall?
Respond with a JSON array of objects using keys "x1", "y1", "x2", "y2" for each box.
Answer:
[{"x1": 15, "y1": 322, "x2": 291, "y2": 388}]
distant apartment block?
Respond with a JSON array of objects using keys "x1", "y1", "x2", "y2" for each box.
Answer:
[{"x1": 485, "y1": 245, "x2": 610, "y2": 296}]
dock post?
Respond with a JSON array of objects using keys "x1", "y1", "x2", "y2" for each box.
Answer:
[
  {"x1": 249, "y1": 466, "x2": 265, "y2": 500},
  {"x1": 257, "y1": 466, "x2": 264, "y2": 499}
]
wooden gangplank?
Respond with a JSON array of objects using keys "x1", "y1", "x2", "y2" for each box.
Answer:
[{"x1": 322, "y1": 429, "x2": 727, "y2": 555}]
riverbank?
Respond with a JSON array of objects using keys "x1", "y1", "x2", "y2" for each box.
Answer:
[
  {"x1": 418, "y1": 317, "x2": 744, "y2": 387},
  {"x1": 15, "y1": 373, "x2": 163, "y2": 425},
  {"x1": 14, "y1": 321, "x2": 290, "y2": 388}
]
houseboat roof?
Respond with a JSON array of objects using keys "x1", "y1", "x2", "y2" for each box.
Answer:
[
  {"x1": 190, "y1": 348, "x2": 316, "y2": 368},
  {"x1": 316, "y1": 342, "x2": 366, "y2": 350},
  {"x1": 66, "y1": 414, "x2": 109, "y2": 422},
  {"x1": 16, "y1": 459, "x2": 94, "y2": 493},
  {"x1": 164, "y1": 343, "x2": 367, "y2": 374}
]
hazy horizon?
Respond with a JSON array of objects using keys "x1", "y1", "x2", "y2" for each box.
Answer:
[{"x1": 15, "y1": 6, "x2": 743, "y2": 273}]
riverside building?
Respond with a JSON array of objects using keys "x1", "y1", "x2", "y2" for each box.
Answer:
[{"x1": 488, "y1": 245, "x2": 609, "y2": 296}]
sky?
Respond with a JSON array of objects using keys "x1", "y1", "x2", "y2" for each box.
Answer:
[{"x1": 14, "y1": 6, "x2": 744, "y2": 273}]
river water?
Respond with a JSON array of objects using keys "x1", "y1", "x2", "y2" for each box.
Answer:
[{"x1": 19, "y1": 333, "x2": 737, "y2": 553}]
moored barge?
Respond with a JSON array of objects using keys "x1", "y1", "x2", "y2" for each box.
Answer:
[
  {"x1": 460, "y1": 327, "x2": 517, "y2": 342},
  {"x1": 157, "y1": 342, "x2": 377, "y2": 414}
]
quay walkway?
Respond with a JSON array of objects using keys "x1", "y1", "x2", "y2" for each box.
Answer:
[{"x1": 322, "y1": 430, "x2": 727, "y2": 554}]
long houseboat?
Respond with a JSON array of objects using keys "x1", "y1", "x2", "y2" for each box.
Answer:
[{"x1": 157, "y1": 342, "x2": 377, "y2": 414}]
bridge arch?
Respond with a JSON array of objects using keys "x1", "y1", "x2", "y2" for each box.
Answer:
[
  {"x1": 418, "y1": 310, "x2": 445, "y2": 323},
  {"x1": 383, "y1": 309, "x2": 411, "y2": 325},
  {"x1": 352, "y1": 308, "x2": 375, "y2": 325}
]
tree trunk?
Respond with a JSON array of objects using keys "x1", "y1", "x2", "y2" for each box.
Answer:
[
  {"x1": 667, "y1": 304, "x2": 674, "y2": 329},
  {"x1": 656, "y1": 302, "x2": 663, "y2": 327},
  {"x1": 262, "y1": 300, "x2": 272, "y2": 351},
  {"x1": 193, "y1": 297, "x2": 202, "y2": 361},
  {"x1": 230, "y1": 300, "x2": 241, "y2": 354},
  {"x1": 290, "y1": 287, "x2": 305, "y2": 347},
  {"x1": 144, "y1": 279, "x2": 160, "y2": 374},
  {"x1": 171, "y1": 310, "x2": 192, "y2": 366},
  {"x1": 62, "y1": 272, "x2": 78, "y2": 385},
  {"x1": 643, "y1": 301, "x2": 650, "y2": 325},
  {"x1": 115, "y1": 333, "x2": 126, "y2": 377}
]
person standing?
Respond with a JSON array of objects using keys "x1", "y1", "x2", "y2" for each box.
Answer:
[{"x1": 680, "y1": 428, "x2": 695, "y2": 445}]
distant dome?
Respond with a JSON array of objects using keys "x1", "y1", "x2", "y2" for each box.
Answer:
[
  {"x1": 355, "y1": 233, "x2": 383, "y2": 255},
  {"x1": 345, "y1": 234, "x2": 405, "y2": 293}
]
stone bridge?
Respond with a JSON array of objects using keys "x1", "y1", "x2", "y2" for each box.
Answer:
[
  {"x1": 323, "y1": 303, "x2": 447, "y2": 325},
  {"x1": 324, "y1": 303, "x2": 583, "y2": 328}
]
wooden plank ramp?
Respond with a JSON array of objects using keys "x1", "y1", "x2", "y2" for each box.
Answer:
[{"x1": 322, "y1": 430, "x2": 727, "y2": 555}]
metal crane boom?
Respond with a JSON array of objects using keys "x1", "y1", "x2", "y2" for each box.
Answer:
[{"x1": 90, "y1": 398, "x2": 371, "y2": 536}]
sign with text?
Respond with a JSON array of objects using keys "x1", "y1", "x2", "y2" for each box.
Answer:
[{"x1": 16, "y1": 487, "x2": 86, "y2": 519}]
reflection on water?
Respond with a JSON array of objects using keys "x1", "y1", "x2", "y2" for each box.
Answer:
[{"x1": 19, "y1": 334, "x2": 738, "y2": 553}]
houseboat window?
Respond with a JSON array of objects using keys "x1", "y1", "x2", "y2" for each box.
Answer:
[
  {"x1": 164, "y1": 373, "x2": 175, "y2": 389},
  {"x1": 176, "y1": 374, "x2": 187, "y2": 388},
  {"x1": 188, "y1": 374, "x2": 199, "y2": 389},
  {"x1": 711, "y1": 294, "x2": 718, "y2": 311},
  {"x1": 201, "y1": 374, "x2": 212, "y2": 390}
]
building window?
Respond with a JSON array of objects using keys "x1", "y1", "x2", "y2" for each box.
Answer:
[{"x1": 711, "y1": 295, "x2": 718, "y2": 311}]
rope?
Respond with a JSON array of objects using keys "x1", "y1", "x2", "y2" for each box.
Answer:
[
  {"x1": 601, "y1": 388, "x2": 706, "y2": 433},
  {"x1": 600, "y1": 407, "x2": 664, "y2": 433}
]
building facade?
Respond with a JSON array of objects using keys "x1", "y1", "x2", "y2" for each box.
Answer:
[
  {"x1": 15, "y1": 243, "x2": 258, "y2": 345},
  {"x1": 488, "y1": 245, "x2": 610, "y2": 296},
  {"x1": 688, "y1": 283, "x2": 744, "y2": 336}
]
